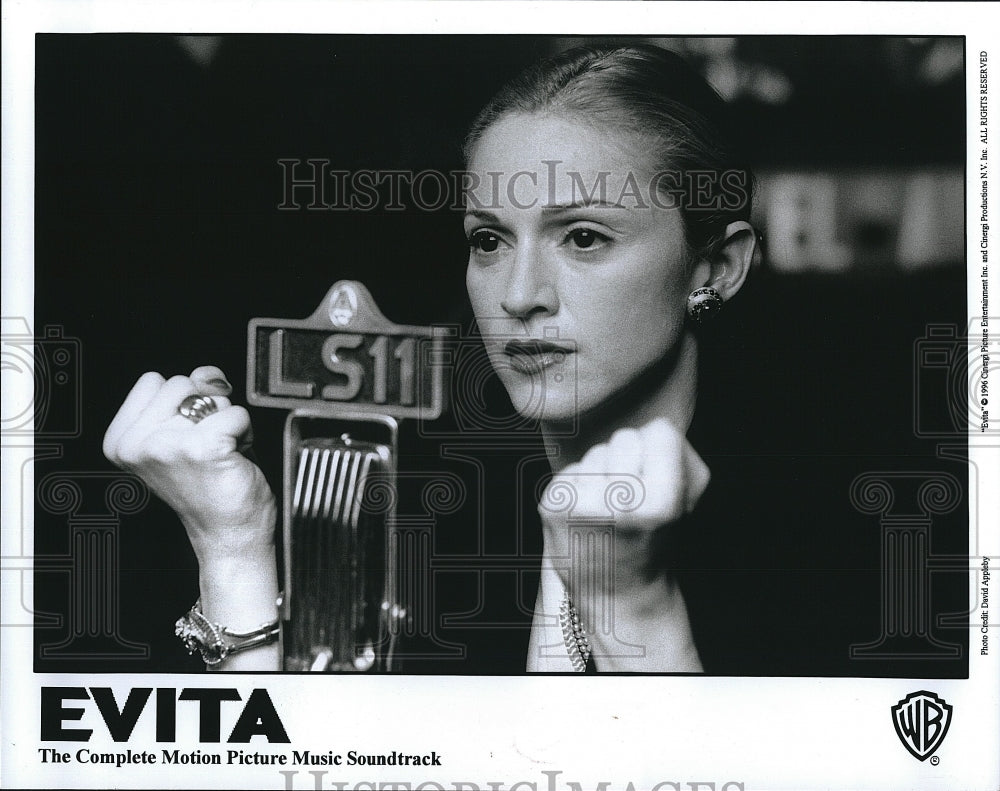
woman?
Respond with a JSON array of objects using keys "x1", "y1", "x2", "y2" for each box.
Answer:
[{"x1": 103, "y1": 44, "x2": 759, "y2": 672}]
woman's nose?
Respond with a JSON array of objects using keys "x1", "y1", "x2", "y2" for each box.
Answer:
[{"x1": 500, "y1": 246, "x2": 559, "y2": 318}]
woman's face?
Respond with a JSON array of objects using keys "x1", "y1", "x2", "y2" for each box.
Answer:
[{"x1": 464, "y1": 112, "x2": 697, "y2": 422}]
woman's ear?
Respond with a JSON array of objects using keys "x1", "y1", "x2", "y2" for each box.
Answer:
[{"x1": 688, "y1": 221, "x2": 758, "y2": 301}]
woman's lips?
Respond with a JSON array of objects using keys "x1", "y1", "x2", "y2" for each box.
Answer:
[{"x1": 503, "y1": 339, "x2": 573, "y2": 375}]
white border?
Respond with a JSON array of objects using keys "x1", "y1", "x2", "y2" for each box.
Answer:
[{"x1": 3, "y1": 3, "x2": 999, "y2": 790}]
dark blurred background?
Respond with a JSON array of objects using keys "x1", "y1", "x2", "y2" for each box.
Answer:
[{"x1": 33, "y1": 35, "x2": 969, "y2": 675}]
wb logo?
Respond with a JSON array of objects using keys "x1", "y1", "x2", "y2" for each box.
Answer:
[{"x1": 891, "y1": 691, "x2": 953, "y2": 761}]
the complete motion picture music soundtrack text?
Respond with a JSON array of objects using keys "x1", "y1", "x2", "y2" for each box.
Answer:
[{"x1": 37, "y1": 747, "x2": 442, "y2": 768}]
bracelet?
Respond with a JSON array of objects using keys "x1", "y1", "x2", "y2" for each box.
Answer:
[
  {"x1": 175, "y1": 598, "x2": 280, "y2": 666},
  {"x1": 558, "y1": 592, "x2": 591, "y2": 672}
]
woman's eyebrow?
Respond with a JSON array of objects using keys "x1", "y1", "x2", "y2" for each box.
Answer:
[
  {"x1": 541, "y1": 199, "x2": 628, "y2": 211},
  {"x1": 464, "y1": 209, "x2": 502, "y2": 223}
]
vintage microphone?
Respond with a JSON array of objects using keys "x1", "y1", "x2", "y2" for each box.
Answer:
[{"x1": 247, "y1": 281, "x2": 447, "y2": 671}]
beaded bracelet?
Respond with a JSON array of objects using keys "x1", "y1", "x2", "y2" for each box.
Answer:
[{"x1": 558, "y1": 591, "x2": 592, "y2": 672}]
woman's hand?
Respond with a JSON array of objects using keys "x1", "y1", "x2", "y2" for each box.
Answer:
[
  {"x1": 104, "y1": 366, "x2": 280, "y2": 669},
  {"x1": 103, "y1": 366, "x2": 276, "y2": 561},
  {"x1": 537, "y1": 417, "x2": 709, "y2": 671}
]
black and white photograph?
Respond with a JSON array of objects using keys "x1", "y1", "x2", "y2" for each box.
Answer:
[{"x1": 3, "y1": 3, "x2": 999, "y2": 790}]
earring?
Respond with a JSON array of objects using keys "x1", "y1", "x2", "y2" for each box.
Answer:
[{"x1": 686, "y1": 287, "x2": 723, "y2": 323}]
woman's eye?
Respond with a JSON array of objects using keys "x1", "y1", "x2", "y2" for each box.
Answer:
[
  {"x1": 469, "y1": 230, "x2": 502, "y2": 254},
  {"x1": 566, "y1": 228, "x2": 609, "y2": 250}
]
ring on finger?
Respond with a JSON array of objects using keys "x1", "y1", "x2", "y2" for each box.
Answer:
[{"x1": 177, "y1": 395, "x2": 219, "y2": 424}]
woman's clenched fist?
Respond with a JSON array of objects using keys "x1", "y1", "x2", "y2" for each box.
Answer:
[
  {"x1": 538, "y1": 417, "x2": 709, "y2": 655},
  {"x1": 103, "y1": 365, "x2": 276, "y2": 562}
]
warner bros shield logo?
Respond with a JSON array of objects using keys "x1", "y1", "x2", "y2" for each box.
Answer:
[{"x1": 891, "y1": 691, "x2": 953, "y2": 761}]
